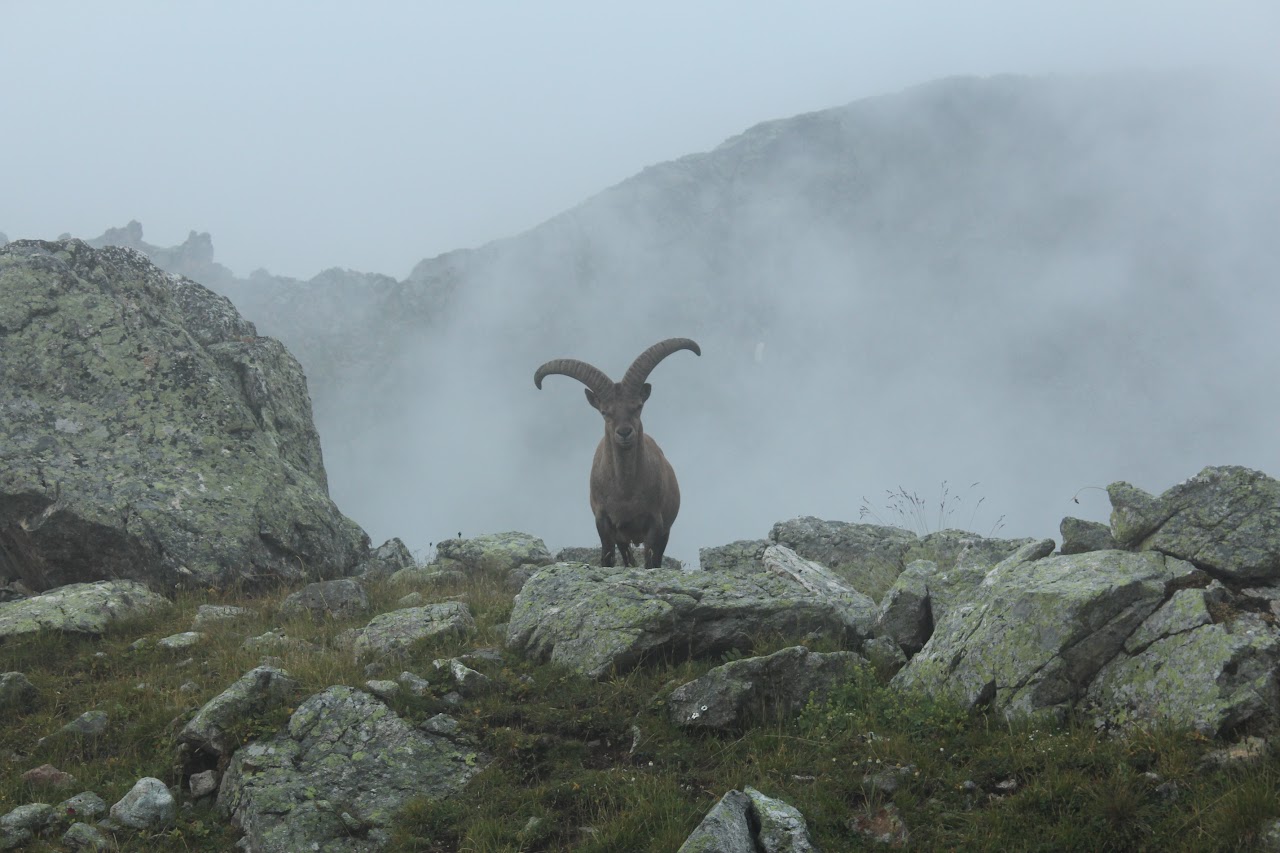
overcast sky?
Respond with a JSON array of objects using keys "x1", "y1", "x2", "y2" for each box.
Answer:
[{"x1": 4, "y1": 2, "x2": 1277, "y2": 280}]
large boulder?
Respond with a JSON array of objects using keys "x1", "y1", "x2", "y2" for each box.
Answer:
[
  {"x1": 769, "y1": 517, "x2": 916, "y2": 601},
  {"x1": 0, "y1": 581, "x2": 169, "y2": 640},
  {"x1": 1109, "y1": 465, "x2": 1280, "y2": 582},
  {"x1": 0, "y1": 239, "x2": 370, "y2": 591},
  {"x1": 506, "y1": 562, "x2": 858, "y2": 679},
  {"x1": 1086, "y1": 583, "x2": 1280, "y2": 736},
  {"x1": 348, "y1": 602, "x2": 476, "y2": 660},
  {"x1": 217, "y1": 686, "x2": 488, "y2": 852},
  {"x1": 894, "y1": 545, "x2": 1199, "y2": 721}
]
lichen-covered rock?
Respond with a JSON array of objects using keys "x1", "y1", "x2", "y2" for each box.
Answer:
[
  {"x1": 156, "y1": 630, "x2": 203, "y2": 651},
  {"x1": 59, "y1": 710, "x2": 109, "y2": 740},
  {"x1": 1086, "y1": 585, "x2": 1280, "y2": 735},
  {"x1": 761, "y1": 545, "x2": 878, "y2": 635},
  {"x1": 915, "y1": 529, "x2": 1038, "y2": 572},
  {"x1": 770, "y1": 516, "x2": 917, "y2": 601},
  {"x1": 0, "y1": 581, "x2": 169, "y2": 639},
  {"x1": 189, "y1": 770, "x2": 220, "y2": 799},
  {"x1": 61, "y1": 821, "x2": 110, "y2": 851},
  {"x1": 350, "y1": 602, "x2": 475, "y2": 660},
  {"x1": 217, "y1": 686, "x2": 488, "y2": 852},
  {"x1": 1109, "y1": 466, "x2": 1280, "y2": 582},
  {"x1": 507, "y1": 562, "x2": 852, "y2": 679},
  {"x1": 178, "y1": 666, "x2": 299, "y2": 757},
  {"x1": 698, "y1": 539, "x2": 769, "y2": 574},
  {"x1": 0, "y1": 803, "x2": 55, "y2": 848},
  {"x1": 0, "y1": 239, "x2": 370, "y2": 592},
  {"x1": 0, "y1": 672, "x2": 38, "y2": 711},
  {"x1": 668, "y1": 646, "x2": 865, "y2": 730},
  {"x1": 432, "y1": 658, "x2": 492, "y2": 698},
  {"x1": 109, "y1": 777, "x2": 175, "y2": 830},
  {"x1": 677, "y1": 787, "x2": 818, "y2": 852},
  {"x1": 241, "y1": 629, "x2": 319, "y2": 656},
  {"x1": 876, "y1": 561, "x2": 934, "y2": 654},
  {"x1": 1059, "y1": 517, "x2": 1117, "y2": 554},
  {"x1": 57, "y1": 792, "x2": 107, "y2": 822},
  {"x1": 894, "y1": 547, "x2": 1198, "y2": 721},
  {"x1": 433, "y1": 532, "x2": 553, "y2": 575},
  {"x1": 278, "y1": 577, "x2": 370, "y2": 622},
  {"x1": 861, "y1": 635, "x2": 909, "y2": 676},
  {"x1": 356, "y1": 537, "x2": 417, "y2": 580},
  {"x1": 191, "y1": 603, "x2": 253, "y2": 630}
]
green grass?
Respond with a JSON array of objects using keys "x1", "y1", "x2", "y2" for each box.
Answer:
[{"x1": 2, "y1": 567, "x2": 1278, "y2": 852}]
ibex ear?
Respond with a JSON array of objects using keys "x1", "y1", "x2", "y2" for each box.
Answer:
[
  {"x1": 585, "y1": 388, "x2": 601, "y2": 410},
  {"x1": 640, "y1": 383, "x2": 652, "y2": 402}
]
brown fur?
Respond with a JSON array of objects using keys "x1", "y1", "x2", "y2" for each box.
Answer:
[{"x1": 535, "y1": 339, "x2": 700, "y2": 569}]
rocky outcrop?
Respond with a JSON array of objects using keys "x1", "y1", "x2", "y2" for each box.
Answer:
[
  {"x1": 894, "y1": 545, "x2": 1199, "y2": 720},
  {"x1": 1109, "y1": 466, "x2": 1280, "y2": 582},
  {"x1": 178, "y1": 666, "x2": 299, "y2": 758},
  {"x1": 506, "y1": 562, "x2": 858, "y2": 679},
  {"x1": 668, "y1": 646, "x2": 866, "y2": 730},
  {"x1": 0, "y1": 581, "x2": 170, "y2": 639},
  {"x1": 0, "y1": 239, "x2": 370, "y2": 591},
  {"x1": 217, "y1": 686, "x2": 488, "y2": 852},
  {"x1": 770, "y1": 517, "x2": 916, "y2": 601}
]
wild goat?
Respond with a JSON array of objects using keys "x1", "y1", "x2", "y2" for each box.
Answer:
[{"x1": 535, "y1": 338, "x2": 701, "y2": 569}]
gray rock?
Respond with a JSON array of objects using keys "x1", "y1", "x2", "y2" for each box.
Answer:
[
  {"x1": 677, "y1": 787, "x2": 818, "y2": 852},
  {"x1": 61, "y1": 822, "x2": 110, "y2": 851},
  {"x1": 669, "y1": 646, "x2": 866, "y2": 730},
  {"x1": 278, "y1": 577, "x2": 370, "y2": 622},
  {"x1": 761, "y1": 545, "x2": 879, "y2": 636},
  {"x1": 916, "y1": 529, "x2": 1038, "y2": 571},
  {"x1": 217, "y1": 686, "x2": 488, "y2": 852},
  {"x1": 357, "y1": 537, "x2": 417, "y2": 581},
  {"x1": 109, "y1": 777, "x2": 175, "y2": 830},
  {"x1": 0, "y1": 804, "x2": 54, "y2": 848},
  {"x1": 556, "y1": 545, "x2": 683, "y2": 571},
  {"x1": 61, "y1": 710, "x2": 109, "y2": 739},
  {"x1": 241, "y1": 630, "x2": 319, "y2": 655},
  {"x1": 0, "y1": 239, "x2": 371, "y2": 591},
  {"x1": 1086, "y1": 588, "x2": 1280, "y2": 736},
  {"x1": 0, "y1": 672, "x2": 37, "y2": 711},
  {"x1": 1059, "y1": 517, "x2": 1117, "y2": 554},
  {"x1": 771, "y1": 516, "x2": 918, "y2": 601},
  {"x1": 396, "y1": 671, "x2": 432, "y2": 697},
  {"x1": 860, "y1": 635, "x2": 908, "y2": 677},
  {"x1": 395, "y1": 592, "x2": 426, "y2": 608},
  {"x1": 389, "y1": 567, "x2": 465, "y2": 586},
  {"x1": 432, "y1": 659, "x2": 492, "y2": 698},
  {"x1": 1109, "y1": 466, "x2": 1280, "y2": 581},
  {"x1": 364, "y1": 679, "x2": 400, "y2": 700},
  {"x1": 350, "y1": 602, "x2": 475, "y2": 660},
  {"x1": 698, "y1": 539, "x2": 769, "y2": 574},
  {"x1": 189, "y1": 770, "x2": 220, "y2": 799},
  {"x1": 506, "y1": 562, "x2": 853, "y2": 679},
  {"x1": 875, "y1": 561, "x2": 934, "y2": 654},
  {"x1": 191, "y1": 603, "x2": 253, "y2": 629},
  {"x1": 433, "y1": 532, "x2": 553, "y2": 576},
  {"x1": 179, "y1": 666, "x2": 299, "y2": 757},
  {"x1": 0, "y1": 581, "x2": 169, "y2": 639},
  {"x1": 156, "y1": 630, "x2": 203, "y2": 651},
  {"x1": 57, "y1": 791, "x2": 107, "y2": 821},
  {"x1": 895, "y1": 548, "x2": 1198, "y2": 721}
]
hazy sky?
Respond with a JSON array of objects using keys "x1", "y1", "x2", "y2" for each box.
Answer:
[{"x1": 4, "y1": 2, "x2": 1277, "y2": 280}]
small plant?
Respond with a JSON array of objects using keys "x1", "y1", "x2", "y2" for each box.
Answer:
[{"x1": 860, "y1": 480, "x2": 1005, "y2": 537}]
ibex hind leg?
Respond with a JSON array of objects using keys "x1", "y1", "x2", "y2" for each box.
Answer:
[{"x1": 645, "y1": 528, "x2": 670, "y2": 570}]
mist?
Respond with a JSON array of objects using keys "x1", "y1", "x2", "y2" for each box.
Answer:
[{"x1": 4, "y1": 5, "x2": 1279, "y2": 567}]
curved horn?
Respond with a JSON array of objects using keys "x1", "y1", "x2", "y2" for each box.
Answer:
[
  {"x1": 621, "y1": 338, "x2": 701, "y2": 389},
  {"x1": 534, "y1": 358, "x2": 615, "y2": 394}
]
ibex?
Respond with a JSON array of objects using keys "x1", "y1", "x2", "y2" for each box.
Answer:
[{"x1": 535, "y1": 338, "x2": 701, "y2": 569}]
